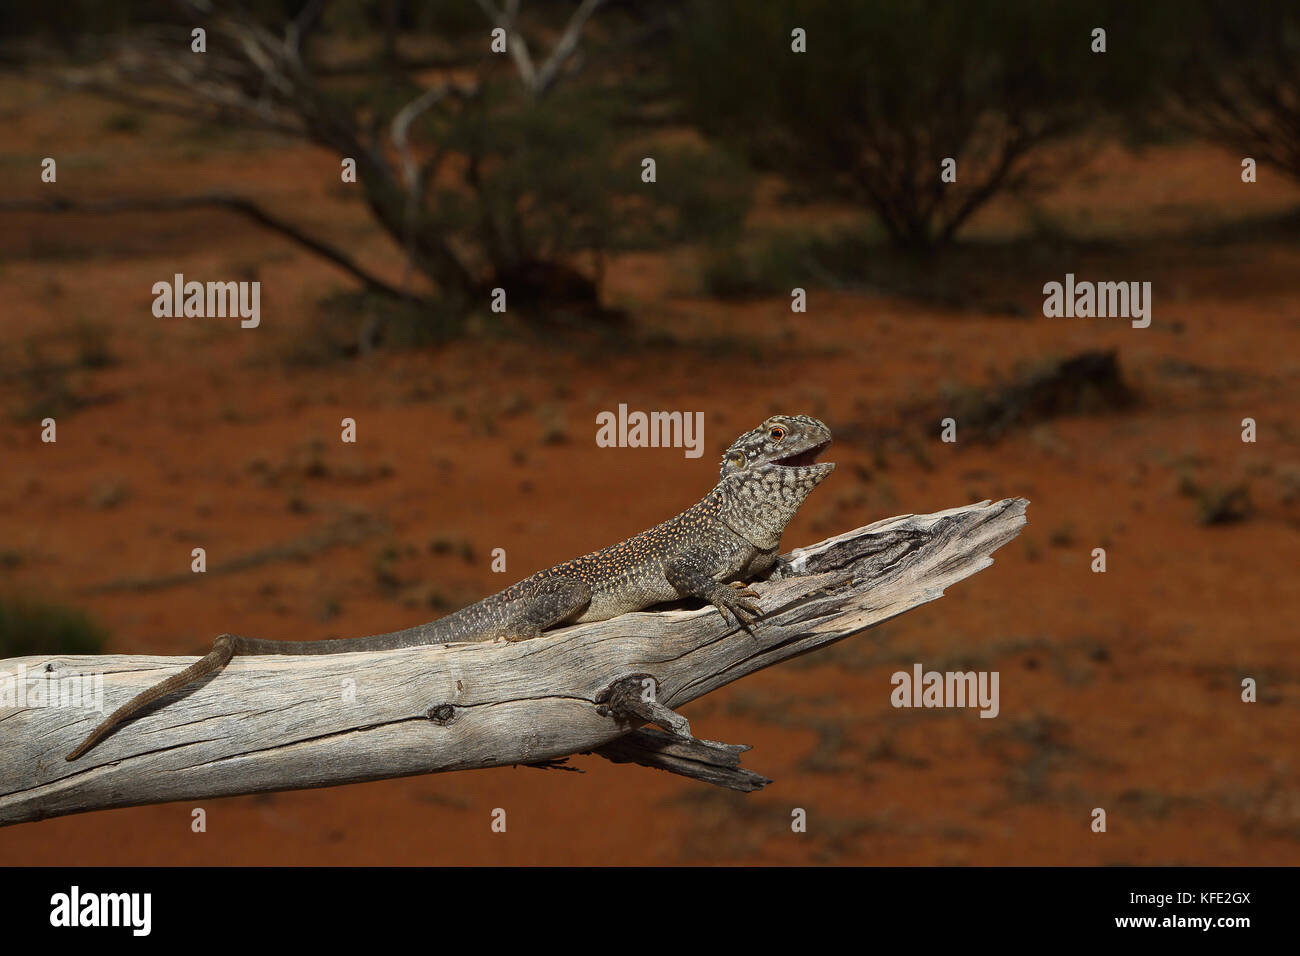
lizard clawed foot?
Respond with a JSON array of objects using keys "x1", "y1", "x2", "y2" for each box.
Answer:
[{"x1": 710, "y1": 581, "x2": 763, "y2": 629}]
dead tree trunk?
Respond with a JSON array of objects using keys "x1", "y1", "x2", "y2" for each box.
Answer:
[{"x1": 0, "y1": 498, "x2": 1027, "y2": 826}]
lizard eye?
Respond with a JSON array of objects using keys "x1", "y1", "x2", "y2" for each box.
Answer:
[{"x1": 769, "y1": 426, "x2": 786, "y2": 441}]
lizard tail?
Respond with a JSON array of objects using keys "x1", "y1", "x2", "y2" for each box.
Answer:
[{"x1": 65, "y1": 634, "x2": 240, "y2": 761}]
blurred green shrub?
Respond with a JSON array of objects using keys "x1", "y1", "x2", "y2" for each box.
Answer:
[
  {"x1": 0, "y1": 596, "x2": 108, "y2": 657},
  {"x1": 1159, "y1": 0, "x2": 1300, "y2": 184},
  {"x1": 677, "y1": 0, "x2": 1165, "y2": 250},
  {"x1": 429, "y1": 84, "x2": 752, "y2": 306}
]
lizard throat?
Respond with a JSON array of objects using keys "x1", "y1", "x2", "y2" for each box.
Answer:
[{"x1": 715, "y1": 461, "x2": 835, "y2": 550}]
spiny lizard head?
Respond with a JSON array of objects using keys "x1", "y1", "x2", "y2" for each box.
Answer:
[
  {"x1": 720, "y1": 414, "x2": 835, "y2": 484},
  {"x1": 715, "y1": 415, "x2": 834, "y2": 548}
]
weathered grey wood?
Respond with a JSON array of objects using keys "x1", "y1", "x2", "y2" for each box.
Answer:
[
  {"x1": 592, "y1": 729, "x2": 772, "y2": 793},
  {"x1": 0, "y1": 498, "x2": 1027, "y2": 826}
]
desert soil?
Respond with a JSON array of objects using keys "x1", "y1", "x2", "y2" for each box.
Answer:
[{"x1": 1, "y1": 81, "x2": 1298, "y2": 864}]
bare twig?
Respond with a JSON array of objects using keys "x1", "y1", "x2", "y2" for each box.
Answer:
[
  {"x1": 475, "y1": 0, "x2": 605, "y2": 97},
  {"x1": 1, "y1": 195, "x2": 412, "y2": 301}
]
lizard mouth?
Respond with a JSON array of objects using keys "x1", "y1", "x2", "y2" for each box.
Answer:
[{"x1": 773, "y1": 439, "x2": 832, "y2": 468}]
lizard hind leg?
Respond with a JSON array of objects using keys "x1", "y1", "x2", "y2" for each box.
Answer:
[{"x1": 495, "y1": 575, "x2": 592, "y2": 643}]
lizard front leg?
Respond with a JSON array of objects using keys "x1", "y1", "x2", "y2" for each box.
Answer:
[
  {"x1": 665, "y1": 555, "x2": 762, "y2": 629},
  {"x1": 494, "y1": 575, "x2": 593, "y2": 642}
]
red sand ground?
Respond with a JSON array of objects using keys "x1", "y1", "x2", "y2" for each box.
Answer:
[{"x1": 1, "y1": 81, "x2": 1298, "y2": 864}]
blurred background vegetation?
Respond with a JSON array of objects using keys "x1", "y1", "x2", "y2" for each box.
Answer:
[
  {"x1": 0, "y1": 595, "x2": 107, "y2": 657},
  {"x1": 3, "y1": 0, "x2": 1298, "y2": 342}
]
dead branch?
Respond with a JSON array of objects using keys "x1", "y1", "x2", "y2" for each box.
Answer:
[
  {"x1": 0, "y1": 195, "x2": 411, "y2": 302},
  {"x1": 0, "y1": 499, "x2": 1027, "y2": 826}
]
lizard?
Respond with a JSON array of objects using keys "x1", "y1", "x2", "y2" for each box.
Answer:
[{"x1": 66, "y1": 414, "x2": 834, "y2": 761}]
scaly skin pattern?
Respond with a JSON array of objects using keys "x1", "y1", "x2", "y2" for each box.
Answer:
[{"x1": 66, "y1": 414, "x2": 834, "y2": 760}]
